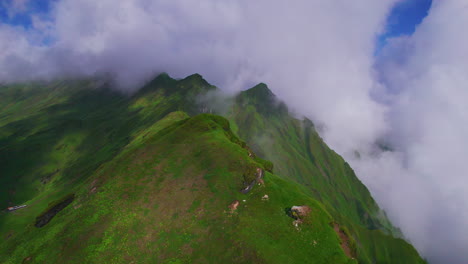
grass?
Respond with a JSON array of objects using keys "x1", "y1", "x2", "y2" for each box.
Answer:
[
  {"x1": 1, "y1": 113, "x2": 349, "y2": 263},
  {"x1": 0, "y1": 74, "x2": 425, "y2": 263},
  {"x1": 229, "y1": 83, "x2": 424, "y2": 263}
]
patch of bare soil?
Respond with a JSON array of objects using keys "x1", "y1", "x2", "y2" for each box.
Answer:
[
  {"x1": 333, "y1": 223, "x2": 355, "y2": 259},
  {"x1": 89, "y1": 178, "x2": 99, "y2": 194},
  {"x1": 22, "y1": 256, "x2": 32, "y2": 263},
  {"x1": 228, "y1": 200, "x2": 240, "y2": 212}
]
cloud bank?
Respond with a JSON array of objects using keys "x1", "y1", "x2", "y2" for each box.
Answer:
[
  {"x1": 366, "y1": 1, "x2": 468, "y2": 262},
  {"x1": 1, "y1": 0, "x2": 467, "y2": 263}
]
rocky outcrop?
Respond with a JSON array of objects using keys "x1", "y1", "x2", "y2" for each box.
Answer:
[
  {"x1": 291, "y1": 206, "x2": 311, "y2": 218},
  {"x1": 286, "y1": 206, "x2": 311, "y2": 220},
  {"x1": 286, "y1": 205, "x2": 311, "y2": 229},
  {"x1": 228, "y1": 200, "x2": 240, "y2": 212},
  {"x1": 35, "y1": 194, "x2": 75, "y2": 228},
  {"x1": 241, "y1": 167, "x2": 264, "y2": 194}
]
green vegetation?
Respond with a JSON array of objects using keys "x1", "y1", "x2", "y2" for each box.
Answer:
[
  {"x1": 229, "y1": 84, "x2": 424, "y2": 263},
  {"x1": 0, "y1": 74, "x2": 425, "y2": 263}
]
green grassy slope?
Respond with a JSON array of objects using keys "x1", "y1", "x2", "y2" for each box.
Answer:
[
  {"x1": 230, "y1": 83, "x2": 384, "y2": 229},
  {"x1": 0, "y1": 74, "x2": 212, "y2": 212},
  {"x1": 228, "y1": 83, "x2": 424, "y2": 263},
  {"x1": 0, "y1": 75, "x2": 213, "y2": 249},
  {"x1": 0, "y1": 80, "x2": 132, "y2": 210},
  {"x1": 1, "y1": 113, "x2": 354, "y2": 263},
  {"x1": 0, "y1": 74, "x2": 425, "y2": 263}
]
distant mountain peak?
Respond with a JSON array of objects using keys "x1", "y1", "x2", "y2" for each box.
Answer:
[
  {"x1": 153, "y1": 72, "x2": 173, "y2": 81},
  {"x1": 243, "y1": 82, "x2": 275, "y2": 99},
  {"x1": 237, "y1": 82, "x2": 288, "y2": 116},
  {"x1": 181, "y1": 73, "x2": 212, "y2": 88},
  {"x1": 184, "y1": 73, "x2": 203, "y2": 80},
  {"x1": 138, "y1": 73, "x2": 215, "y2": 98},
  {"x1": 145, "y1": 72, "x2": 176, "y2": 87}
]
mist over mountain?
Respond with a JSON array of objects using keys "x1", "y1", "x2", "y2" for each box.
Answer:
[
  {"x1": 1, "y1": 0, "x2": 467, "y2": 263},
  {"x1": 0, "y1": 74, "x2": 426, "y2": 263}
]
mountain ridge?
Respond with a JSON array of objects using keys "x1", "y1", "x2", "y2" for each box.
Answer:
[{"x1": 0, "y1": 73, "x2": 425, "y2": 263}]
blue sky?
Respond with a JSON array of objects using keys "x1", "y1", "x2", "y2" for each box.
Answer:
[
  {"x1": 2, "y1": 2, "x2": 468, "y2": 262},
  {"x1": 0, "y1": 0, "x2": 55, "y2": 28},
  {"x1": 377, "y1": 0, "x2": 432, "y2": 51},
  {"x1": 1, "y1": 0, "x2": 431, "y2": 50}
]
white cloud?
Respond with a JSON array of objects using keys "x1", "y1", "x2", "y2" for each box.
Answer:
[
  {"x1": 3, "y1": 0, "x2": 468, "y2": 263},
  {"x1": 364, "y1": 1, "x2": 468, "y2": 263},
  {"x1": 0, "y1": 0, "x2": 397, "y2": 150},
  {"x1": 2, "y1": 0, "x2": 30, "y2": 18}
]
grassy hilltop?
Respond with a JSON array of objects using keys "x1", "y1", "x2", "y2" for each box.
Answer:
[{"x1": 0, "y1": 74, "x2": 425, "y2": 263}]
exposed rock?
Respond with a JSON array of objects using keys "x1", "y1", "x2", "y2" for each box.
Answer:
[
  {"x1": 241, "y1": 167, "x2": 264, "y2": 194},
  {"x1": 240, "y1": 183, "x2": 254, "y2": 194},
  {"x1": 285, "y1": 205, "x2": 311, "y2": 229},
  {"x1": 291, "y1": 205, "x2": 311, "y2": 218},
  {"x1": 241, "y1": 182, "x2": 255, "y2": 194},
  {"x1": 89, "y1": 179, "x2": 98, "y2": 194},
  {"x1": 258, "y1": 179, "x2": 265, "y2": 186},
  {"x1": 35, "y1": 194, "x2": 75, "y2": 228},
  {"x1": 262, "y1": 194, "x2": 269, "y2": 201},
  {"x1": 228, "y1": 200, "x2": 240, "y2": 212},
  {"x1": 6, "y1": 205, "x2": 27, "y2": 212},
  {"x1": 293, "y1": 219, "x2": 303, "y2": 229},
  {"x1": 287, "y1": 206, "x2": 311, "y2": 230},
  {"x1": 256, "y1": 168, "x2": 264, "y2": 181}
]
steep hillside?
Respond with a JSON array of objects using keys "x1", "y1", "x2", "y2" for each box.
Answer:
[
  {"x1": 0, "y1": 74, "x2": 425, "y2": 263},
  {"x1": 2, "y1": 112, "x2": 357, "y2": 263},
  {"x1": 228, "y1": 84, "x2": 421, "y2": 263}
]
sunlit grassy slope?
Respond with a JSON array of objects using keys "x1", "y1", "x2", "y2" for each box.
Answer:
[
  {"x1": 0, "y1": 74, "x2": 425, "y2": 263},
  {"x1": 228, "y1": 84, "x2": 424, "y2": 263}
]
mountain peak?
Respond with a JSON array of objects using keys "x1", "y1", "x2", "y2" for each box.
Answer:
[
  {"x1": 144, "y1": 72, "x2": 176, "y2": 87},
  {"x1": 184, "y1": 73, "x2": 203, "y2": 80},
  {"x1": 181, "y1": 73, "x2": 211, "y2": 87},
  {"x1": 243, "y1": 82, "x2": 275, "y2": 99},
  {"x1": 236, "y1": 82, "x2": 289, "y2": 117},
  {"x1": 153, "y1": 72, "x2": 174, "y2": 82},
  {"x1": 1, "y1": 76, "x2": 425, "y2": 263}
]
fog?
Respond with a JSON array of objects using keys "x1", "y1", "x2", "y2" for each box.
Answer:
[{"x1": 1, "y1": 0, "x2": 467, "y2": 262}]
